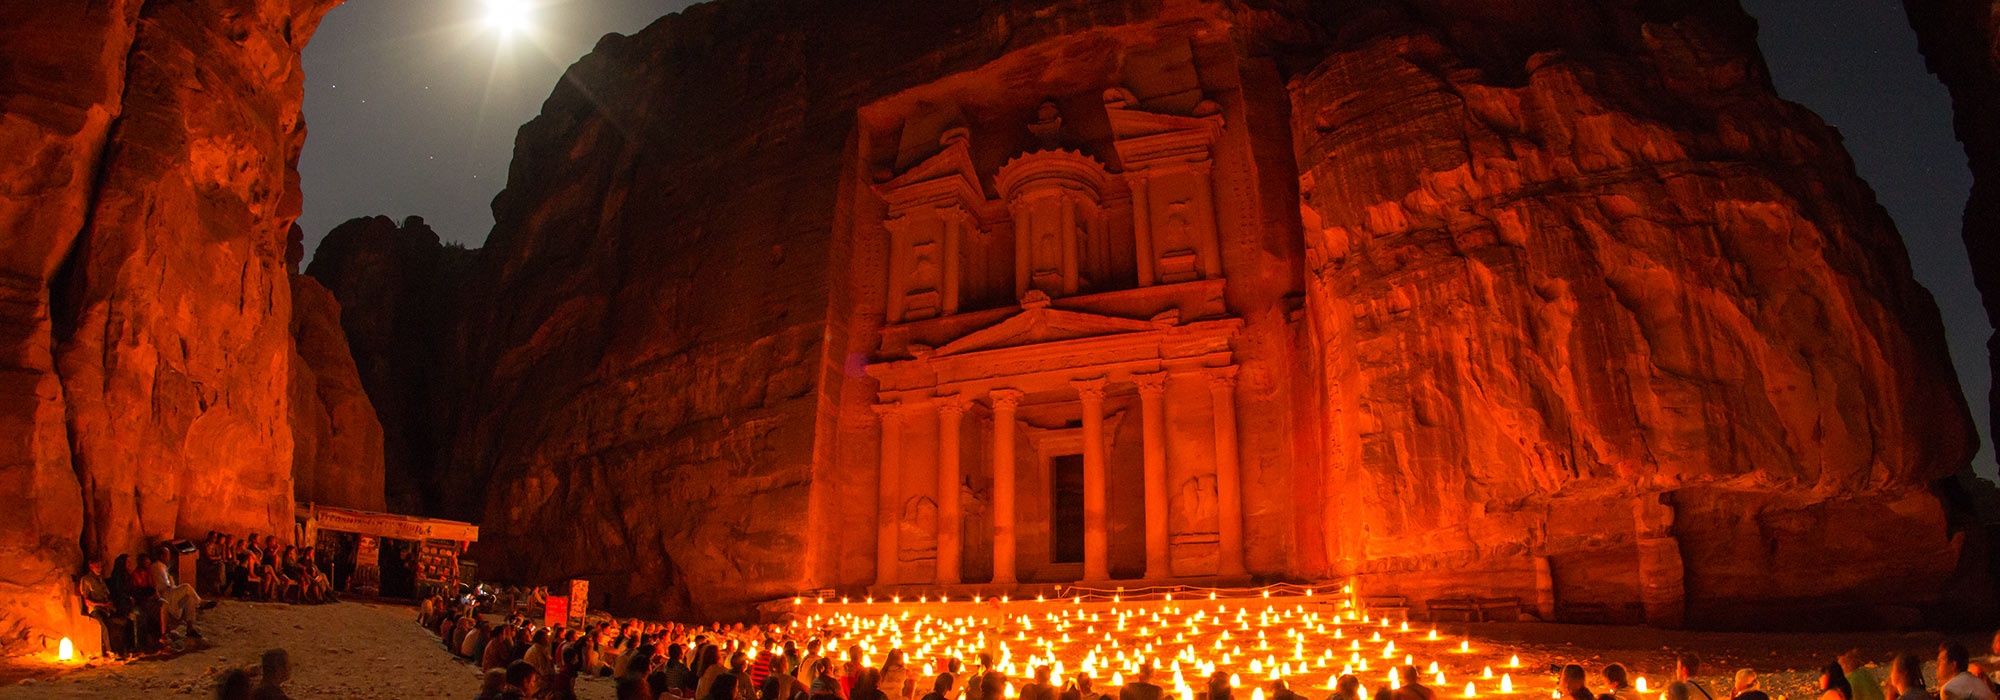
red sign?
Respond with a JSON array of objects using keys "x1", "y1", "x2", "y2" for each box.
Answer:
[{"x1": 544, "y1": 596, "x2": 569, "y2": 629}]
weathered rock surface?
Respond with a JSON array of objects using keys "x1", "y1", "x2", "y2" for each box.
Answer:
[
  {"x1": 306, "y1": 215, "x2": 471, "y2": 513},
  {"x1": 309, "y1": 0, "x2": 1983, "y2": 625},
  {"x1": 0, "y1": 0, "x2": 347, "y2": 650},
  {"x1": 290, "y1": 267, "x2": 386, "y2": 512}
]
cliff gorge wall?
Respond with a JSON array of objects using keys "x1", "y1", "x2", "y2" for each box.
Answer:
[
  {"x1": 0, "y1": 0, "x2": 371, "y2": 650},
  {"x1": 308, "y1": 0, "x2": 1983, "y2": 625}
]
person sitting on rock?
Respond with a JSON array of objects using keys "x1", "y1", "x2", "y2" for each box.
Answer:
[{"x1": 149, "y1": 545, "x2": 203, "y2": 639}]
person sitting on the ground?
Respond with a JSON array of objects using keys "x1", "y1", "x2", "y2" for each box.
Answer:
[
  {"x1": 1887, "y1": 653, "x2": 1931, "y2": 700},
  {"x1": 1062, "y1": 673, "x2": 1105, "y2": 700},
  {"x1": 254, "y1": 648, "x2": 294, "y2": 700},
  {"x1": 651, "y1": 642, "x2": 691, "y2": 697},
  {"x1": 1397, "y1": 665, "x2": 1436, "y2": 700},
  {"x1": 807, "y1": 657, "x2": 843, "y2": 700},
  {"x1": 1941, "y1": 643, "x2": 1998, "y2": 700},
  {"x1": 149, "y1": 544, "x2": 204, "y2": 639},
  {"x1": 925, "y1": 672, "x2": 958, "y2": 700},
  {"x1": 217, "y1": 668, "x2": 254, "y2": 700},
  {"x1": 476, "y1": 668, "x2": 508, "y2": 700},
  {"x1": 1841, "y1": 650, "x2": 1886, "y2": 700},
  {"x1": 1119, "y1": 663, "x2": 1164, "y2": 700},
  {"x1": 1676, "y1": 656, "x2": 1714, "y2": 700},
  {"x1": 1823, "y1": 662, "x2": 1857, "y2": 700},
  {"x1": 1269, "y1": 679, "x2": 1305, "y2": 700},
  {"x1": 486, "y1": 625, "x2": 519, "y2": 671},
  {"x1": 503, "y1": 659, "x2": 540, "y2": 700},
  {"x1": 1976, "y1": 632, "x2": 2000, "y2": 689},
  {"x1": 1602, "y1": 665, "x2": 1640, "y2": 700},
  {"x1": 1021, "y1": 665, "x2": 1057, "y2": 700},
  {"x1": 709, "y1": 674, "x2": 747, "y2": 700},
  {"x1": 463, "y1": 620, "x2": 492, "y2": 661},
  {"x1": 1730, "y1": 670, "x2": 1768, "y2": 700},
  {"x1": 621, "y1": 675, "x2": 658, "y2": 700},
  {"x1": 1324, "y1": 675, "x2": 1360, "y2": 700},
  {"x1": 1560, "y1": 664, "x2": 1593, "y2": 700},
  {"x1": 527, "y1": 629, "x2": 557, "y2": 684}
]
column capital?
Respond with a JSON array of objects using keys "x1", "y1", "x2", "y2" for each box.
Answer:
[
  {"x1": 871, "y1": 401, "x2": 904, "y2": 421},
  {"x1": 1070, "y1": 376, "x2": 1109, "y2": 402},
  {"x1": 989, "y1": 388, "x2": 1025, "y2": 409},
  {"x1": 1204, "y1": 365, "x2": 1239, "y2": 390},
  {"x1": 936, "y1": 392, "x2": 972, "y2": 417},
  {"x1": 1132, "y1": 372, "x2": 1167, "y2": 397}
]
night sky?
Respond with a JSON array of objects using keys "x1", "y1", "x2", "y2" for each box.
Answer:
[{"x1": 296, "y1": 0, "x2": 1997, "y2": 481}]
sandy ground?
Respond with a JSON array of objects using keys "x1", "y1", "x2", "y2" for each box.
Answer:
[{"x1": 0, "y1": 600, "x2": 616, "y2": 699}]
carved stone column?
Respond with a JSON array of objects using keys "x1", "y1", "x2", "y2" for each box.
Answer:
[
  {"x1": 1127, "y1": 173, "x2": 1155, "y2": 286},
  {"x1": 1134, "y1": 372, "x2": 1170, "y2": 579},
  {"x1": 873, "y1": 401, "x2": 904, "y2": 587},
  {"x1": 935, "y1": 394, "x2": 968, "y2": 585},
  {"x1": 990, "y1": 389, "x2": 1024, "y2": 585},
  {"x1": 1073, "y1": 377, "x2": 1110, "y2": 581},
  {"x1": 1206, "y1": 366, "x2": 1247, "y2": 577},
  {"x1": 1190, "y1": 160, "x2": 1222, "y2": 280}
]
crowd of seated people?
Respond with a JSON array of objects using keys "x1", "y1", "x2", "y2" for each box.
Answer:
[
  {"x1": 195, "y1": 531, "x2": 339, "y2": 604},
  {"x1": 75, "y1": 542, "x2": 215, "y2": 659},
  {"x1": 411, "y1": 591, "x2": 2000, "y2": 700}
]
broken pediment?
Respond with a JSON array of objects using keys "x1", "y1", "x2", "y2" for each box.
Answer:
[{"x1": 934, "y1": 306, "x2": 1167, "y2": 356}]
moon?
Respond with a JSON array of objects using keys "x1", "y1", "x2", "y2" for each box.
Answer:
[{"x1": 483, "y1": 0, "x2": 533, "y2": 37}]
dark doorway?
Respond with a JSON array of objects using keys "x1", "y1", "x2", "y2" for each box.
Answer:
[{"x1": 1051, "y1": 453, "x2": 1086, "y2": 563}]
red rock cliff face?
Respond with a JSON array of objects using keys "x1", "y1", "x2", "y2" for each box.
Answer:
[
  {"x1": 326, "y1": 0, "x2": 1980, "y2": 625},
  {"x1": 1291, "y1": 0, "x2": 1975, "y2": 628},
  {"x1": 0, "y1": 0, "x2": 347, "y2": 648}
]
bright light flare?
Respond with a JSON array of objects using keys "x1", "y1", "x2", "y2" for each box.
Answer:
[{"x1": 483, "y1": 0, "x2": 533, "y2": 37}]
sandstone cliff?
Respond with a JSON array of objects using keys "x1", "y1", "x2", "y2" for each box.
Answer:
[
  {"x1": 290, "y1": 268, "x2": 387, "y2": 512},
  {"x1": 306, "y1": 215, "x2": 473, "y2": 513},
  {"x1": 0, "y1": 0, "x2": 351, "y2": 650},
  {"x1": 308, "y1": 0, "x2": 1982, "y2": 625}
]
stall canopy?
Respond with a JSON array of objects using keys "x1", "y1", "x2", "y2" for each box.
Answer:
[{"x1": 296, "y1": 503, "x2": 479, "y2": 543}]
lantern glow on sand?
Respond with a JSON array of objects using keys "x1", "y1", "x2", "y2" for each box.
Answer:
[{"x1": 781, "y1": 588, "x2": 1576, "y2": 700}]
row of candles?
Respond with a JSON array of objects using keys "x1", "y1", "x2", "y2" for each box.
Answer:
[{"x1": 779, "y1": 590, "x2": 1644, "y2": 700}]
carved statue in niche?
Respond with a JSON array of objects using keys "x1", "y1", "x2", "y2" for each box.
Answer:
[
  {"x1": 876, "y1": 127, "x2": 981, "y2": 323},
  {"x1": 996, "y1": 149, "x2": 1108, "y2": 301},
  {"x1": 900, "y1": 495, "x2": 938, "y2": 561},
  {"x1": 1169, "y1": 474, "x2": 1219, "y2": 543}
]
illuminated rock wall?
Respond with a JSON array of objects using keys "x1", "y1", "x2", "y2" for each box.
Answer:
[
  {"x1": 308, "y1": 0, "x2": 1982, "y2": 626},
  {"x1": 0, "y1": 0, "x2": 348, "y2": 649}
]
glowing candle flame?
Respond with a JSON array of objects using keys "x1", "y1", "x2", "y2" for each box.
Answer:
[
  {"x1": 1484, "y1": 668, "x2": 1493, "y2": 679},
  {"x1": 1466, "y1": 684, "x2": 1477, "y2": 698},
  {"x1": 1636, "y1": 679, "x2": 1648, "y2": 694},
  {"x1": 1508, "y1": 656, "x2": 1520, "y2": 668},
  {"x1": 1437, "y1": 673, "x2": 1448, "y2": 685},
  {"x1": 57, "y1": 637, "x2": 73, "y2": 662},
  {"x1": 1231, "y1": 674, "x2": 1241, "y2": 687},
  {"x1": 1502, "y1": 675, "x2": 1513, "y2": 693},
  {"x1": 1459, "y1": 641, "x2": 1470, "y2": 653},
  {"x1": 1253, "y1": 690, "x2": 1267, "y2": 700}
]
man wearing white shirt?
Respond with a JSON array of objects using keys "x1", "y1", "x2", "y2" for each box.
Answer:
[
  {"x1": 149, "y1": 545, "x2": 204, "y2": 639},
  {"x1": 1940, "y1": 642, "x2": 1997, "y2": 700}
]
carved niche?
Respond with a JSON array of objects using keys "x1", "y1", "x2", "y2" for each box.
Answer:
[
  {"x1": 995, "y1": 148, "x2": 1109, "y2": 300},
  {"x1": 876, "y1": 128, "x2": 985, "y2": 323},
  {"x1": 1105, "y1": 88, "x2": 1225, "y2": 286}
]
